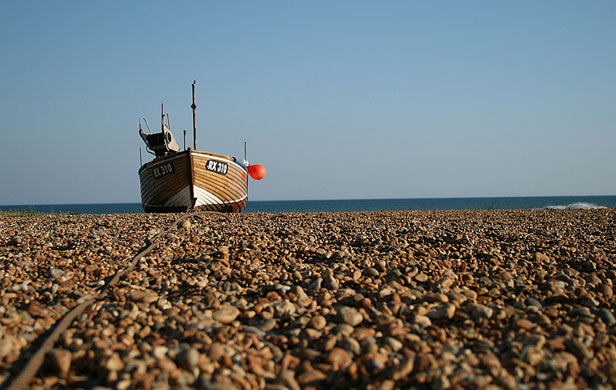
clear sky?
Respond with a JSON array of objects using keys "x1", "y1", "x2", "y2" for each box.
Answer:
[{"x1": 1, "y1": 1, "x2": 615, "y2": 204}]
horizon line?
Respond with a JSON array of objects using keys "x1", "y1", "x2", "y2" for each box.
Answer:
[{"x1": 2, "y1": 194, "x2": 615, "y2": 207}]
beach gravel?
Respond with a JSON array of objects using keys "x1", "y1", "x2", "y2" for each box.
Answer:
[{"x1": 0, "y1": 209, "x2": 615, "y2": 389}]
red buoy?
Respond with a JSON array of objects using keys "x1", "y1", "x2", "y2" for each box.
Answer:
[{"x1": 248, "y1": 164, "x2": 266, "y2": 180}]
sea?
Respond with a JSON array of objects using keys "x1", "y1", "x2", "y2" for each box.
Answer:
[{"x1": 1, "y1": 195, "x2": 614, "y2": 214}]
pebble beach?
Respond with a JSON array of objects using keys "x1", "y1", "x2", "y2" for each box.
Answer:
[{"x1": 1, "y1": 209, "x2": 615, "y2": 390}]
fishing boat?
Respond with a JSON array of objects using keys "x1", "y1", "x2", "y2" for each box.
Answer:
[{"x1": 137, "y1": 81, "x2": 265, "y2": 213}]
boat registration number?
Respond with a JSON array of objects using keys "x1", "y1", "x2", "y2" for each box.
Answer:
[
  {"x1": 206, "y1": 160, "x2": 228, "y2": 175},
  {"x1": 152, "y1": 162, "x2": 175, "y2": 179}
]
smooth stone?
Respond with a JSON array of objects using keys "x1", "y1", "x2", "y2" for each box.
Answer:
[
  {"x1": 334, "y1": 323, "x2": 355, "y2": 337},
  {"x1": 524, "y1": 349, "x2": 544, "y2": 366},
  {"x1": 308, "y1": 278, "x2": 323, "y2": 291},
  {"x1": 565, "y1": 338, "x2": 592, "y2": 360},
  {"x1": 303, "y1": 328, "x2": 322, "y2": 339},
  {"x1": 479, "y1": 351, "x2": 501, "y2": 368},
  {"x1": 296, "y1": 369, "x2": 327, "y2": 384},
  {"x1": 525, "y1": 297, "x2": 542, "y2": 309},
  {"x1": 339, "y1": 337, "x2": 361, "y2": 355},
  {"x1": 48, "y1": 268, "x2": 64, "y2": 279},
  {"x1": 427, "y1": 304, "x2": 456, "y2": 320},
  {"x1": 294, "y1": 286, "x2": 309, "y2": 301},
  {"x1": 47, "y1": 348, "x2": 71, "y2": 377},
  {"x1": 384, "y1": 337, "x2": 403, "y2": 352},
  {"x1": 278, "y1": 284, "x2": 293, "y2": 295},
  {"x1": 297, "y1": 348, "x2": 321, "y2": 361},
  {"x1": 514, "y1": 318, "x2": 536, "y2": 330},
  {"x1": 157, "y1": 357, "x2": 177, "y2": 372},
  {"x1": 153, "y1": 346, "x2": 169, "y2": 360},
  {"x1": 364, "y1": 267, "x2": 379, "y2": 277},
  {"x1": 243, "y1": 326, "x2": 267, "y2": 336},
  {"x1": 436, "y1": 277, "x2": 455, "y2": 289},
  {"x1": 213, "y1": 305, "x2": 240, "y2": 324},
  {"x1": 272, "y1": 300, "x2": 296, "y2": 318},
  {"x1": 208, "y1": 343, "x2": 226, "y2": 361},
  {"x1": 569, "y1": 307, "x2": 592, "y2": 318},
  {"x1": 176, "y1": 348, "x2": 200, "y2": 371},
  {"x1": 336, "y1": 306, "x2": 363, "y2": 326},
  {"x1": 366, "y1": 355, "x2": 386, "y2": 372},
  {"x1": 0, "y1": 338, "x2": 14, "y2": 359},
  {"x1": 327, "y1": 348, "x2": 353, "y2": 369},
  {"x1": 309, "y1": 315, "x2": 327, "y2": 330},
  {"x1": 415, "y1": 272, "x2": 429, "y2": 282},
  {"x1": 323, "y1": 276, "x2": 339, "y2": 291},
  {"x1": 598, "y1": 308, "x2": 616, "y2": 325},
  {"x1": 105, "y1": 352, "x2": 125, "y2": 371},
  {"x1": 391, "y1": 357, "x2": 414, "y2": 380},
  {"x1": 129, "y1": 290, "x2": 158, "y2": 304},
  {"x1": 277, "y1": 369, "x2": 300, "y2": 390},
  {"x1": 413, "y1": 315, "x2": 432, "y2": 328},
  {"x1": 471, "y1": 304, "x2": 493, "y2": 320},
  {"x1": 597, "y1": 284, "x2": 613, "y2": 298},
  {"x1": 260, "y1": 318, "x2": 277, "y2": 331},
  {"x1": 361, "y1": 336, "x2": 378, "y2": 354}
]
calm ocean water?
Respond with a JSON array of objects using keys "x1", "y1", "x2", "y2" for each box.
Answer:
[{"x1": 1, "y1": 196, "x2": 614, "y2": 214}]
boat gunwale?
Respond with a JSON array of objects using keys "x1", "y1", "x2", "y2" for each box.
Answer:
[{"x1": 138, "y1": 150, "x2": 247, "y2": 174}]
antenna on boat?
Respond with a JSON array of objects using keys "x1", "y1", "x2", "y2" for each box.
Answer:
[
  {"x1": 192, "y1": 80, "x2": 197, "y2": 150},
  {"x1": 161, "y1": 103, "x2": 165, "y2": 132},
  {"x1": 183, "y1": 130, "x2": 187, "y2": 151},
  {"x1": 244, "y1": 141, "x2": 247, "y2": 161}
]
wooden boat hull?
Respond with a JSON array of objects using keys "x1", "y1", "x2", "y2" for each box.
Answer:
[{"x1": 139, "y1": 150, "x2": 248, "y2": 213}]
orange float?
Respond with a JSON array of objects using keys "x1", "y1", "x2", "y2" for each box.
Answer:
[{"x1": 248, "y1": 164, "x2": 266, "y2": 180}]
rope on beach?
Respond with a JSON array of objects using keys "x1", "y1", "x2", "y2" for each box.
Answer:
[{"x1": 5, "y1": 210, "x2": 230, "y2": 390}]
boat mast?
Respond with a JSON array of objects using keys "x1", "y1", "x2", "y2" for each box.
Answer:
[
  {"x1": 192, "y1": 81, "x2": 197, "y2": 150},
  {"x1": 161, "y1": 103, "x2": 165, "y2": 132}
]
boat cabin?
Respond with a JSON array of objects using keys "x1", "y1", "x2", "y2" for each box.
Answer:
[{"x1": 139, "y1": 108, "x2": 180, "y2": 157}]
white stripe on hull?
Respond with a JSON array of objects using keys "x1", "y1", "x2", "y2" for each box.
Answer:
[
  {"x1": 193, "y1": 185, "x2": 223, "y2": 206},
  {"x1": 193, "y1": 185, "x2": 247, "y2": 207}
]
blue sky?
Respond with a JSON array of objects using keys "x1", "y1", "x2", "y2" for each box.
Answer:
[{"x1": 1, "y1": 1, "x2": 615, "y2": 204}]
